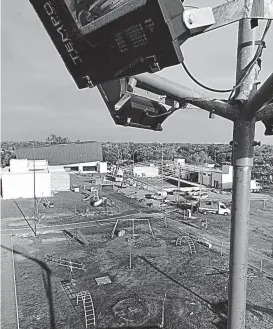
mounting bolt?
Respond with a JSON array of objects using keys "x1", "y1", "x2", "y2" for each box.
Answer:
[
  {"x1": 252, "y1": 141, "x2": 261, "y2": 147},
  {"x1": 188, "y1": 13, "x2": 195, "y2": 25},
  {"x1": 209, "y1": 111, "x2": 215, "y2": 119},
  {"x1": 229, "y1": 141, "x2": 238, "y2": 147}
]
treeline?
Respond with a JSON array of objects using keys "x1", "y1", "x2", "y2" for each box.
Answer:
[
  {"x1": 1, "y1": 137, "x2": 273, "y2": 182},
  {"x1": 102, "y1": 142, "x2": 233, "y2": 165}
]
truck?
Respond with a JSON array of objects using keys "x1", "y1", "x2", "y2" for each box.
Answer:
[
  {"x1": 250, "y1": 180, "x2": 262, "y2": 193},
  {"x1": 198, "y1": 200, "x2": 231, "y2": 216}
]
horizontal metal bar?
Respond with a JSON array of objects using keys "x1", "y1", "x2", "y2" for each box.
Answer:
[
  {"x1": 244, "y1": 72, "x2": 273, "y2": 119},
  {"x1": 134, "y1": 73, "x2": 239, "y2": 121},
  {"x1": 190, "y1": 0, "x2": 273, "y2": 37},
  {"x1": 207, "y1": 0, "x2": 273, "y2": 33}
]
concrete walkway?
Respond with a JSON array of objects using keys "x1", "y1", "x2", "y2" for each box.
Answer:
[{"x1": 1, "y1": 234, "x2": 19, "y2": 329}]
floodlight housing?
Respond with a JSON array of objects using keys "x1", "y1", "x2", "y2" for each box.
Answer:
[
  {"x1": 98, "y1": 78, "x2": 181, "y2": 130},
  {"x1": 29, "y1": 0, "x2": 190, "y2": 89}
]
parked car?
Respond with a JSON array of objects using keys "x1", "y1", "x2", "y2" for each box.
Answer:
[
  {"x1": 186, "y1": 189, "x2": 200, "y2": 196},
  {"x1": 169, "y1": 189, "x2": 185, "y2": 195},
  {"x1": 192, "y1": 192, "x2": 209, "y2": 200}
]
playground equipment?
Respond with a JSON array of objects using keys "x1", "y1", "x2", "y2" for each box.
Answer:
[
  {"x1": 77, "y1": 291, "x2": 96, "y2": 328},
  {"x1": 39, "y1": 197, "x2": 54, "y2": 208},
  {"x1": 111, "y1": 217, "x2": 155, "y2": 239},
  {"x1": 176, "y1": 236, "x2": 196, "y2": 255},
  {"x1": 83, "y1": 187, "x2": 99, "y2": 202},
  {"x1": 61, "y1": 281, "x2": 95, "y2": 327},
  {"x1": 46, "y1": 254, "x2": 86, "y2": 280},
  {"x1": 93, "y1": 197, "x2": 105, "y2": 207},
  {"x1": 200, "y1": 218, "x2": 208, "y2": 230},
  {"x1": 63, "y1": 229, "x2": 89, "y2": 246}
]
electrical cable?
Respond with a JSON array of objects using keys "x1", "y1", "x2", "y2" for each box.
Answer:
[
  {"x1": 181, "y1": 20, "x2": 272, "y2": 94},
  {"x1": 228, "y1": 20, "x2": 272, "y2": 99}
]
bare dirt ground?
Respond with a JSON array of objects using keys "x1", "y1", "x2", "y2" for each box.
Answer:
[
  {"x1": 1, "y1": 235, "x2": 18, "y2": 329},
  {"x1": 1, "y1": 176, "x2": 273, "y2": 329}
]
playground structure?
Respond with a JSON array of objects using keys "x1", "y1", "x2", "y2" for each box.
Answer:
[
  {"x1": 81, "y1": 186, "x2": 114, "y2": 210},
  {"x1": 111, "y1": 217, "x2": 155, "y2": 239},
  {"x1": 46, "y1": 254, "x2": 86, "y2": 280},
  {"x1": 63, "y1": 228, "x2": 89, "y2": 246},
  {"x1": 77, "y1": 291, "x2": 96, "y2": 328},
  {"x1": 175, "y1": 236, "x2": 196, "y2": 255},
  {"x1": 83, "y1": 188, "x2": 99, "y2": 202}
]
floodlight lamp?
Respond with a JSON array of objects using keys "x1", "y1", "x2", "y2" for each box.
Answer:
[{"x1": 98, "y1": 78, "x2": 177, "y2": 131}]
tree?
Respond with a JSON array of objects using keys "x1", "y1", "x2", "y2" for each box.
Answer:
[{"x1": 45, "y1": 134, "x2": 70, "y2": 145}]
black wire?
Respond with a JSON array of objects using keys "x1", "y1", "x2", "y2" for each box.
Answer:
[
  {"x1": 228, "y1": 20, "x2": 272, "y2": 100},
  {"x1": 181, "y1": 20, "x2": 272, "y2": 94},
  {"x1": 184, "y1": 6, "x2": 199, "y2": 9},
  {"x1": 144, "y1": 108, "x2": 177, "y2": 118}
]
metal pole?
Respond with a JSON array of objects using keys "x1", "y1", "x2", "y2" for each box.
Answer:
[
  {"x1": 161, "y1": 144, "x2": 164, "y2": 216},
  {"x1": 178, "y1": 163, "x2": 181, "y2": 190},
  {"x1": 129, "y1": 238, "x2": 132, "y2": 269},
  {"x1": 227, "y1": 19, "x2": 259, "y2": 329},
  {"x1": 244, "y1": 72, "x2": 273, "y2": 119},
  {"x1": 134, "y1": 73, "x2": 238, "y2": 120},
  {"x1": 160, "y1": 290, "x2": 168, "y2": 328}
]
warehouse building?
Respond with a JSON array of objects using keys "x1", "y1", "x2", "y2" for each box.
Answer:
[{"x1": 15, "y1": 141, "x2": 107, "y2": 174}]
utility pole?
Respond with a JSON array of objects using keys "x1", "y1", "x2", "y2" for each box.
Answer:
[
  {"x1": 32, "y1": 140, "x2": 37, "y2": 235},
  {"x1": 161, "y1": 143, "x2": 164, "y2": 216},
  {"x1": 227, "y1": 19, "x2": 260, "y2": 329},
  {"x1": 178, "y1": 163, "x2": 181, "y2": 190}
]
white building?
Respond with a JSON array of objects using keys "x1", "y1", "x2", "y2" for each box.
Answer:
[
  {"x1": 133, "y1": 165, "x2": 159, "y2": 178},
  {"x1": 15, "y1": 142, "x2": 107, "y2": 174},
  {"x1": 1, "y1": 159, "x2": 52, "y2": 199},
  {"x1": 174, "y1": 158, "x2": 185, "y2": 167},
  {"x1": 198, "y1": 165, "x2": 233, "y2": 189},
  {"x1": 1, "y1": 159, "x2": 71, "y2": 199},
  {"x1": 63, "y1": 161, "x2": 108, "y2": 173}
]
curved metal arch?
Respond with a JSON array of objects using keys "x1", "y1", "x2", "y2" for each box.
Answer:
[{"x1": 175, "y1": 236, "x2": 196, "y2": 255}]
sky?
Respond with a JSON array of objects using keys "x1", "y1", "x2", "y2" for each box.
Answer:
[{"x1": 1, "y1": 0, "x2": 273, "y2": 144}]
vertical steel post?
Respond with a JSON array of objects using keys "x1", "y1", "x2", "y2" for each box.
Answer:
[
  {"x1": 178, "y1": 163, "x2": 181, "y2": 190},
  {"x1": 161, "y1": 144, "x2": 164, "y2": 215},
  {"x1": 227, "y1": 19, "x2": 259, "y2": 329}
]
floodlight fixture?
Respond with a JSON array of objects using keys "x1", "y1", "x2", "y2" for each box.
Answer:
[
  {"x1": 29, "y1": 0, "x2": 215, "y2": 88},
  {"x1": 98, "y1": 77, "x2": 185, "y2": 130}
]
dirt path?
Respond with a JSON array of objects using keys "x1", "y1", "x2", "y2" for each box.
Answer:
[{"x1": 1, "y1": 235, "x2": 18, "y2": 329}]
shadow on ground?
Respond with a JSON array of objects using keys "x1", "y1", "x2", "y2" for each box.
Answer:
[{"x1": 1, "y1": 243, "x2": 56, "y2": 329}]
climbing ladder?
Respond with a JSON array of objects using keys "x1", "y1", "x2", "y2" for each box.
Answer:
[
  {"x1": 176, "y1": 236, "x2": 196, "y2": 254},
  {"x1": 61, "y1": 281, "x2": 88, "y2": 326},
  {"x1": 61, "y1": 280, "x2": 79, "y2": 300},
  {"x1": 77, "y1": 291, "x2": 96, "y2": 328}
]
